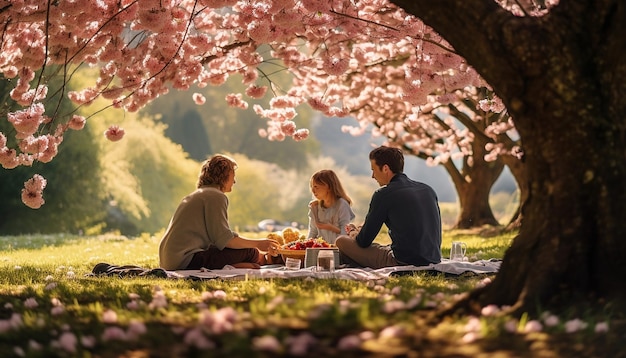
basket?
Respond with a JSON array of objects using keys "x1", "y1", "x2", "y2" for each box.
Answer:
[{"x1": 277, "y1": 248, "x2": 306, "y2": 266}]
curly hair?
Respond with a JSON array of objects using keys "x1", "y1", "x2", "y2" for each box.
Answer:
[{"x1": 197, "y1": 154, "x2": 238, "y2": 190}]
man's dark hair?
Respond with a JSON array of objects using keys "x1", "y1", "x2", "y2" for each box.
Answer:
[{"x1": 369, "y1": 146, "x2": 404, "y2": 174}]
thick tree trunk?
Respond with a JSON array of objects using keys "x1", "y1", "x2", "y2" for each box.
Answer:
[{"x1": 392, "y1": 0, "x2": 626, "y2": 310}]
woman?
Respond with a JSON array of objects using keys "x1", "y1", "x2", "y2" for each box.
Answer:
[
  {"x1": 159, "y1": 154, "x2": 280, "y2": 270},
  {"x1": 307, "y1": 169, "x2": 355, "y2": 244}
]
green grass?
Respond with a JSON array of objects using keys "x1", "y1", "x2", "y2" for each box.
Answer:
[{"x1": 0, "y1": 231, "x2": 621, "y2": 357}]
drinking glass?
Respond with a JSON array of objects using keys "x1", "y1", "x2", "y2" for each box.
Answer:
[{"x1": 450, "y1": 241, "x2": 467, "y2": 261}]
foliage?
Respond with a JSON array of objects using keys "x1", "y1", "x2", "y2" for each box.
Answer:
[
  {"x1": 0, "y1": 78, "x2": 104, "y2": 235},
  {"x1": 143, "y1": 72, "x2": 320, "y2": 170},
  {"x1": 0, "y1": 231, "x2": 621, "y2": 357}
]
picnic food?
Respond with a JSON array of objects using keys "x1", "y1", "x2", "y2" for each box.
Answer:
[
  {"x1": 281, "y1": 237, "x2": 332, "y2": 250},
  {"x1": 266, "y1": 227, "x2": 305, "y2": 246}
]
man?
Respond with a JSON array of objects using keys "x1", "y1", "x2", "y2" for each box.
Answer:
[{"x1": 335, "y1": 146, "x2": 442, "y2": 268}]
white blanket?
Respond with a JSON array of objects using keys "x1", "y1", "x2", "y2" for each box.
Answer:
[{"x1": 172, "y1": 259, "x2": 501, "y2": 281}]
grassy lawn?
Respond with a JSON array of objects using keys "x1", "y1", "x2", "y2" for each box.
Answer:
[{"x1": 0, "y1": 230, "x2": 622, "y2": 357}]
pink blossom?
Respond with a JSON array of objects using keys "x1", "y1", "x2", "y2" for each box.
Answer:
[
  {"x1": 7, "y1": 103, "x2": 45, "y2": 137},
  {"x1": 21, "y1": 174, "x2": 47, "y2": 209},
  {"x1": 252, "y1": 335, "x2": 281, "y2": 352},
  {"x1": 104, "y1": 125, "x2": 125, "y2": 142},
  {"x1": 212, "y1": 290, "x2": 227, "y2": 299},
  {"x1": 564, "y1": 318, "x2": 588, "y2": 333},
  {"x1": 102, "y1": 309, "x2": 118, "y2": 323},
  {"x1": 149, "y1": 290, "x2": 168, "y2": 309},
  {"x1": 504, "y1": 319, "x2": 519, "y2": 333},
  {"x1": 543, "y1": 314, "x2": 560, "y2": 327},
  {"x1": 225, "y1": 93, "x2": 248, "y2": 109},
  {"x1": 337, "y1": 334, "x2": 361, "y2": 350},
  {"x1": 127, "y1": 320, "x2": 147, "y2": 340},
  {"x1": 193, "y1": 93, "x2": 206, "y2": 105},
  {"x1": 68, "y1": 115, "x2": 86, "y2": 130},
  {"x1": 80, "y1": 335, "x2": 96, "y2": 348},
  {"x1": 245, "y1": 85, "x2": 267, "y2": 99},
  {"x1": 0, "y1": 147, "x2": 19, "y2": 169},
  {"x1": 292, "y1": 129, "x2": 309, "y2": 141},
  {"x1": 102, "y1": 326, "x2": 128, "y2": 341},
  {"x1": 523, "y1": 320, "x2": 543, "y2": 333},
  {"x1": 286, "y1": 332, "x2": 317, "y2": 356},
  {"x1": 184, "y1": 327, "x2": 215, "y2": 349},
  {"x1": 594, "y1": 322, "x2": 609, "y2": 333},
  {"x1": 480, "y1": 304, "x2": 500, "y2": 316},
  {"x1": 57, "y1": 332, "x2": 77, "y2": 353}
]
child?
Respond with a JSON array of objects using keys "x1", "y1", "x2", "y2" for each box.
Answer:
[{"x1": 307, "y1": 170, "x2": 355, "y2": 244}]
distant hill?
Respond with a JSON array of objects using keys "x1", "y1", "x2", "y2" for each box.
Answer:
[{"x1": 311, "y1": 116, "x2": 516, "y2": 203}]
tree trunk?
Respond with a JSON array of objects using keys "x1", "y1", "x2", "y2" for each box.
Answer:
[
  {"x1": 392, "y1": 0, "x2": 626, "y2": 311},
  {"x1": 442, "y1": 140, "x2": 503, "y2": 229}
]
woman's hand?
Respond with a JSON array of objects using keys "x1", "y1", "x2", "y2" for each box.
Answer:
[{"x1": 261, "y1": 238, "x2": 280, "y2": 257}]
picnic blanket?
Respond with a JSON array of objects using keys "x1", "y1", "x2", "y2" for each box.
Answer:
[{"x1": 90, "y1": 259, "x2": 501, "y2": 281}]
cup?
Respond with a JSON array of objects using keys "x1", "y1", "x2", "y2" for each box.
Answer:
[
  {"x1": 450, "y1": 241, "x2": 467, "y2": 261},
  {"x1": 316, "y1": 250, "x2": 335, "y2": 272},
  {"x1": 285, "y1": 257, "x2": 301, "y2": 270}
]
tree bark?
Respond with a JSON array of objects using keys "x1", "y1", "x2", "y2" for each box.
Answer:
[
  {"x1": 391, "y1": 0, "x2": 626, "y2": 311},
  {"x1": 442, "y1": 139, "x2": 503, "y2": 229}
]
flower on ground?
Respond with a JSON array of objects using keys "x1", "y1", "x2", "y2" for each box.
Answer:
[
  {"x1": 337, "y1": 335, "x2": 361, "y2": 350},
  {"x1": 595, "y1": 322, "x2": 609, "y2": 333},
  {"x1": 253, "y1": 335, "x2": 281, "y2": 352},
  {"x1": 524, "y1": 320, "x2": 543, "y2": 333},
  {"x1": 184, "y1": 327, "x2": 215, "y2": 349},
  {"x1": 543, "y1": 314, "x2": 560, "y2": 327},
  {"x1": 24, "y1": 298, "x2": 38, "y2": 309},
  {"x1": 564, "y1": 318, "x2": 588, "y2": 333},
  {"x1": 286, "y1": 332, "x2": 317, "y2": 356},
  {"x1": 481, "y1": 304, "x2": 500, "y2": 316},
  {"x1": 55, "y1": 332, "x2": 77, "y2": 353},
  {"x1": 102, "y1": 309, "x2": 118, "y2": 324},
  {"x1": 102, "y1": 326, "x2": 127, "y2": 341}
]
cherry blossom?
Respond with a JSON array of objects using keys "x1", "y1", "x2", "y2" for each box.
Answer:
[
  {"x1": 21, "y1": 174, "x2": 47, "y2": 209},
  {"x1": 104, "y1": 125, "x2": 125, "y2": 142}
]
